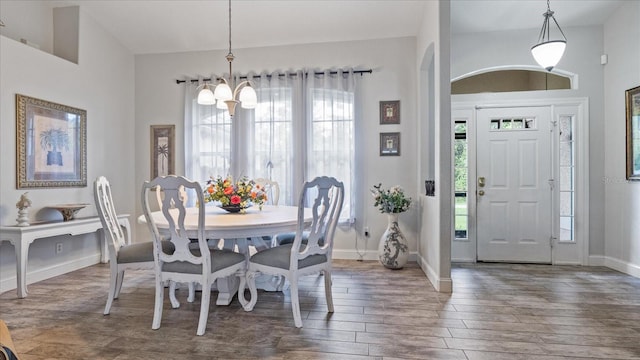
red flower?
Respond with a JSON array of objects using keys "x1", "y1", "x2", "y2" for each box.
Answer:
[
  {"x1": 224, "y1": 186, "x2": 234, "y2": 195},
  {"x1": 230, "y1": 195, "x2": 241, "y2": 204}
]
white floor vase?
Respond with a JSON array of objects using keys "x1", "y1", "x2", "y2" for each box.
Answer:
[{"x1": 378, "y1": 213, "x2": 409, "y2": 269}]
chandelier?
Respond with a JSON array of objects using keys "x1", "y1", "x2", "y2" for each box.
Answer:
[
  {"x1": 197, "y1": 0, "x2": 257, "y2": 116},
  {"x1": 530, "y1": 0, "x2": 567, "y2": 72}
]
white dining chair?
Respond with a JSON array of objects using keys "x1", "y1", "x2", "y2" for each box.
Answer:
[
  {"x1": 240, "y1": 176, "x2": 344, "y2": 327},
  {"x1": 141, "y1": 175, "x2": 247, "y2": 336},
  {"x1": 94, "y1": 176, "x2": 176, "y2": 315}
]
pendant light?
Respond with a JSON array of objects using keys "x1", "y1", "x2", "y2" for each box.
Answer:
[
  {"x1": 531, "y1": 0, "x2": 567, "y2": 72},
  {"x1": 197, "y1": 0, "x2": 257, "y2": 116}
]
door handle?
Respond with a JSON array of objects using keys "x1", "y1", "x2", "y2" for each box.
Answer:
[
  {"x1": 478, "y1": 190, "x2": 485, "y2": 196},
  {"x1": 478, "y1": 177, "x2": 485, "y2": 187}
]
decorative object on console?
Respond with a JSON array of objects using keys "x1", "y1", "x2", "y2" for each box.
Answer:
[
  {"x1": 425, "y1": 180, "x2": 435, "y2": 197},
  {"x1": 15, "y1": 192, "x2": 32, "y2": 226},
  {"x1": 371, "y1": 183, "x2": 411, "y2": 269},
  {"x1": 531, "y1": 0, "x2": 567, "y2": 71},
  {"x1": 204, "y1": 175, "x2": 268, "y2": 213},
  {"x1": 49, "y1": 204, "x2": 88, "y2": 221},
  {"x1": 196, "y1": 0, "x2": 257, "y2": 117},
  {"x1": 16, "y1": 94, "x2": 87, "y2": 189}
]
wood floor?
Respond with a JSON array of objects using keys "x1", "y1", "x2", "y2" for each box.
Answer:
[{"x1": 1, "y1": 260, "x2": 640, "y2": 360}]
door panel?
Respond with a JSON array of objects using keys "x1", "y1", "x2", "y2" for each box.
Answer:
[{"x1": 477, "y1": 107, "x2": 551, "y2": 263}]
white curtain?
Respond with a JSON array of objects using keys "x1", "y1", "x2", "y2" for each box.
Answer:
[{"x1": 184, "y1": 69, "x2": 359, "y2": 222}]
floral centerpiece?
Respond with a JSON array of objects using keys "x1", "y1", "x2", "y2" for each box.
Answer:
[
  {"x1": 371, "y1": 183, "x2": 411, "y2": 269},
  {"x1": 371, "y1": 183, "x2": 411, "y2": 213},
  {"x1": 204, "y1": 175, "x2": 268, "y2": 213}
]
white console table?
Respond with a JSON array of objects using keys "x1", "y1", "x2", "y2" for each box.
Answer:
[{"x1": 0, "y1": 214, "x2": 130, "y2": 298}]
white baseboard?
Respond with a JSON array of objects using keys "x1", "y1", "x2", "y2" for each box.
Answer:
[
  {"x1": 451, "y1": 257, "x2": 475, "y2": 263},
  {"x1": 0, "y1": 253, "x2": 101, "y2": 294},
  {"x1": 417, "y1": 254, "x2": 452, "y2": 293},
  {"x1": 332, "y1": 249, "x2": 419, "y2": 262},
  {"x1": 603, "y1": 256, "x2": 640, "y2": 278}
]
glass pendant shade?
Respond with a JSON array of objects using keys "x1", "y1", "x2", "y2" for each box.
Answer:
[
  {"x1": 239, "y1": 85, "x2": 258, "y2": 109},
  {"x1": 531, "y1": 1, "x2": 567, "y2": 72},
  {"x1": 531, "y1": 40, "x2": 566, "y2": 71},
  {"x1": 213, "y1": 82, "x2": 233, "y2": 101},
  {"x1": 197, "y1": 84, "x2": 216, "y2": 105}
]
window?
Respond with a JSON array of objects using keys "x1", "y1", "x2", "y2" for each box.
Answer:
[
  {"x1": 185, "y1": 70, "x2": 358, "y2": 223},
  {"x1": 559, "y1": 115, "x2": 574, "y2": 242},
  {"x1": 454, "y1": 121, "x2": 468, "y2": 239}
]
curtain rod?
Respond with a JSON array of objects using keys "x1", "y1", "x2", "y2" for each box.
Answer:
[{"x1": 175, "y1": 69, "x2": 372, "y2": 84}]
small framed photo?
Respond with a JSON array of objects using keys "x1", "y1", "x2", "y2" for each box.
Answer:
[
  {"x1": 150, "y1": 125, "x2": 175, "y2": 179},
  {"x1": 626, "y1": 85, "x2": 640, "y2": 180},
  {"x1": 380, "y1": 132, "x2": 400, "y2": 156},
  {"x1": 16, "y1": 94, "x2": 87, "y2": 188},
  {"x1": 380, "y1": 100, "x2": 400, "y2": 124}
]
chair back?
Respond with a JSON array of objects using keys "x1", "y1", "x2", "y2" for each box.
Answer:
[
  {"x1": 142, "y1": 175, "x2": 208, "y2": 272},
  {"x1": 254, "y1": 178, "x2": 280, "y2": 205},
  {"x1": 291, "y1": 176, "x2": 344, "y2": 265},
  {"x1": 94, "y1": 176, "x2": 127, "y2": 258},
  {"x1": 155, "y1": 185, "x2": 188, "y2": 209}
]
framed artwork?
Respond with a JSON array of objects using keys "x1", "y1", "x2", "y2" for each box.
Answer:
[
  {"x1": 627, "y1": 85, "x2": 640, "y2": 180},
  {"x1": 380, "y1": 100, "x2": 400, "y2": 124},
  {"x1": 16, "y1": 94, "x2": 87, "y2": 188},
  {"x1": 150, "y1": 125, "x2": 175, "y2": 179},
  {"x1": 380, "y1": 132, "x2": 400, "y2": 156}
]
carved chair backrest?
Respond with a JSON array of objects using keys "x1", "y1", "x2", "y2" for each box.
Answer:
[
  {"x1": 94, "y1": 176, "x2": 126, "y2": 257},
  {"x1": 142, "y1": 175, "x2": 208, "y2": 272},
  {"x1": 290, "y1": 176, "x2": 344, "y2": 268},
  {"x1": 253, "y1": 178, "x2": 280, "y2": 206}
]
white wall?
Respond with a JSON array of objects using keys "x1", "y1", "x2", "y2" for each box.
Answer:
[
  {"x1": 0, "y1": 4, "x2": 135, "y2": 293},
  {"x1": 415, "y1": 0, "x2": 452, "y2": 292},
  {"x1": 603, "y1": 0, "x2": 640, "y2": 277},
  {"x1": 133, "y1": 38, "x2": 419, "y2": 261},
  {"x1": 451, "y1": 25, "x2": 607, "y2": 261}
]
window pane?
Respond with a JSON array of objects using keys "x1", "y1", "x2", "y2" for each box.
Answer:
[
  {"x1": 560, "y1": 191, "x2": 573, "y2": 216},
  {"x1": 560, "y1": 216, "x2": 573, "y2": 241}
]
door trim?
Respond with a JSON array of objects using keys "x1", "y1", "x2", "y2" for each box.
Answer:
[{"x1": 452, "y1": 97, "x2": 589, "y2": 265}]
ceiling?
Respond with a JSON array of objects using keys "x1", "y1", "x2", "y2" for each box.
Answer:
[{"x1": 43, "y1": 0, "x2": 624, "y2": 55}]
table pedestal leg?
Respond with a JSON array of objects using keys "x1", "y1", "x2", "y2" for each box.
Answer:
[{"x1": 215, "y1": 276, "x2": 239, "y2": 305}]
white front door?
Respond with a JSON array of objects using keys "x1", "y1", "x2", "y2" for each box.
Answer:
[{"x1": 476, "y1": 106, "x2": 552, "y2": 263}]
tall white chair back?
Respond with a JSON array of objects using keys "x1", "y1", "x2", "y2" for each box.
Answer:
[
  {"x1": 94, "y1": 176, "x2": 155, "y2": 315},
  {"x1": 253, "y1": 178, "x2": 280, "y2": 205},
  {"x1": 240, "y1": 176, "x2": 344, "y2": 327},
  {"x1": 141, "y1": 175, "x2": 246, "y2": 336}
]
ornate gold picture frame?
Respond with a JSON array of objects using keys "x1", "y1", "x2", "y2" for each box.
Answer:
[
  {"x1": 16, "y1": 94, "x2": 87, "y2": 188},
  {"x1": 626, "y1": 85, "x2": 640, "y2": 181}
]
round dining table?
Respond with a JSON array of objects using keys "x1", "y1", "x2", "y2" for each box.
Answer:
[{"x1": 137, "y1": 204, "x2": 310, "y2": 305}]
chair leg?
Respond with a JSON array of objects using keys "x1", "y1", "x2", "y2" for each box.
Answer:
[
  {"x1": 324, "y1": 269, "x2": 334, "y2": 313},
  {"x1": 104, "y1": 265, "x2": 118, "y2": 315},
  {"x1": 196, "y1": 281, "x2": 211, "y2": 336},
  {"x1": 187, "y1": 282, "x2": 195, "y2": 303},
  {"x1": 290, "y1": 276, "x2": 303, "y2": 328},
  {"x1": 169, "y1": 281, "x2": 180, "y2": 309},
  {"x1": 152, "y1": 276, "x2": 164, "y2": 330},
  {"x1": 114, "y1": 270, "x2": 125, "y2": 298}
]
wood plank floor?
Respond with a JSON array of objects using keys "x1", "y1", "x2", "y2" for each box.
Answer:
[{"x1": 1, "y1": 260, "x2": 640, "y2": 359}]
